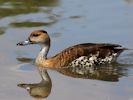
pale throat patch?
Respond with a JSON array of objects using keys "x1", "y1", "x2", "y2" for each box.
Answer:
[{"x1": 35, "y1": 46, "x2": 49, "y2": 65}]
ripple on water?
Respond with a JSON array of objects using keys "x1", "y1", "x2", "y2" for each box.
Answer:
[
  {"x1": 0, "y1": 27, "x2": 5, "y2": 35},
  {"x1": 13, "y1": 63, "x2": 36, "y2": 72},
  {"x1": 9, "y1": 13, "x2": 58, "y2": 27},
  {"x1": 0, "y1": 0, "x2": 59, "y2": 18},
  {"x1": 118, "y1": 51, "x2": 133, "y2": 64}
]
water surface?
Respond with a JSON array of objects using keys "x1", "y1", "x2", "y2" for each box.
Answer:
[{"x1": 0, "y1": 0, "x2": 133, "y2": 100}]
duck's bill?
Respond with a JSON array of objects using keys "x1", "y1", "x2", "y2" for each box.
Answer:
[
  {"x1": 17, "y1": 40, "x2": 32, "y2": 46},
  {"x1": 18, "y1": 83, "x2": 29, "y2": 88},
  {"x1": 17, "y1": 83, "x2": 31, "y2": 91}
]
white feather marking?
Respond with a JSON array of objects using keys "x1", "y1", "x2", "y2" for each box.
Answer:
[
  {"x1": 26, "y1": 87, "x2": 30, "y2": 90},
  {"x1": 68, "y1": 52, "x2": 118, "y2": 69}
]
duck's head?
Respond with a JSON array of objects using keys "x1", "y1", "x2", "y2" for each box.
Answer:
[
  {"x1": 17, "y1": 80, "x2": 52, "y2": 99},
  {"x1": 17, "y1": 30, "x2": 50, "y2": 46}
]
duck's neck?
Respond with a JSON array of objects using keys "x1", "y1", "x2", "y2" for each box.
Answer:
[
  {"x1": 35, "y1": 44, "x2": 50, "y2": 65},
  {"x1": 35, "y1": 45, "x2": 51, "y2": 82},
  {"x1": 40, "y1": 69, "x2": 51, "y2": 82}
]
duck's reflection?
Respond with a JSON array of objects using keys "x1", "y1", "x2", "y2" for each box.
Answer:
[
  {"x1": 56, "y1": 63, "x2": 128, "y2": 82},
  {"x1": 18, "y1": 69, "x2": 52, "y2": 99},
  {"x1": 17, "y1": 62, "x2": 129, "y2": 98}
]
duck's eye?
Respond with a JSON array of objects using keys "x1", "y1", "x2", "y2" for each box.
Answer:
[{"x1": 32, "y1": 34, "x2": 39, "y2": 37}]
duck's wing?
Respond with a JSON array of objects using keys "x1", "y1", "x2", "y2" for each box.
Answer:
[{"x1": 48, "y1": 43, "x2": 126, "y2": 68}]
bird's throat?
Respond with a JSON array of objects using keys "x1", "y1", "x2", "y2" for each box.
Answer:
[{"x1": 35, "y1": 45, "x2": 49, "y2": 67}]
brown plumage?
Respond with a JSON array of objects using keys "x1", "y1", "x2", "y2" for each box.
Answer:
[
  {"x1": 17, "y1": 30, "x2": 127, "y2": 69},
  {"x1": 44, "y1": 43, "x2": 126, "y2": 68}
]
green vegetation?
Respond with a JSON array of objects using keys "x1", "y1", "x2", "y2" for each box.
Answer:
[
  {"x1": 0, "y1": 8, "x2": 38, "y2": 18},
  {"x1": 10, "y1": 21, "x2": 56, "y2": 27},
  {"x1": 0, "y1": 27, "x2": 5, "y2": 35},
  {"x1": 0, "y1": 0, "x2": 59, "y2": 18},
  {"x1": 16, "y1": 57, "x2": 33, "y2": 63},
  {"x1": 69, "y1": 16, "x2": 82, "y2": 19},
  {"x1": 0, "y1": 0, "x2": 59, "y2": 7}
]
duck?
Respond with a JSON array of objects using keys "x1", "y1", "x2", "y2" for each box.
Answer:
[
  {"x1": 18, "y1": 69, "x2": 52, "y2": 98},
  {"x1": 17, "y1": 30, "x2": 127, "y2": 70}
]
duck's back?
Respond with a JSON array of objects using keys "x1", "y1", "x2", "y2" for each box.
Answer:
[{"x1": 46, "y1": 43, "x2": 126, "y2": 68}]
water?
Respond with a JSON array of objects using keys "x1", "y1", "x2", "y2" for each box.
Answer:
[{"x1": 0, "y1": 0, "x2": 133, "y2": 100}]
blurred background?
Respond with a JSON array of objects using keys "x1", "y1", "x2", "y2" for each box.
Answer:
[{"x1": 0, "y1": 0, "x2": 133, "y2": 100}]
